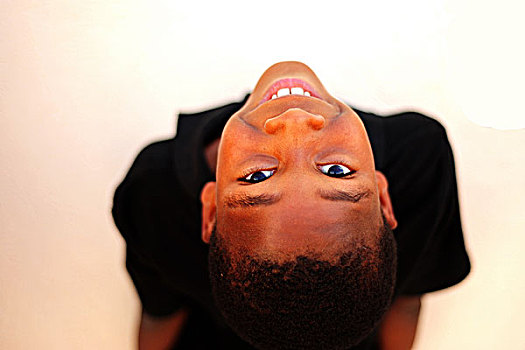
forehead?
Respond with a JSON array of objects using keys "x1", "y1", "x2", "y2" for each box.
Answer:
[{"x1": 216, "y1": 187, "x2": 382, "y2": 263}]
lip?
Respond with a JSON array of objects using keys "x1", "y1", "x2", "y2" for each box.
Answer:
[
  {"x1": 260, "y1": 78, "x2": 321, "y2": 105},
  {"x1": 236, "y1": 62, "x2": 343, "y2": 126}
]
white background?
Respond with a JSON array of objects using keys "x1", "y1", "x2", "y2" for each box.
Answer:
[{"x1": 1, "y1": 1, "x2": 524, "y2": 349}]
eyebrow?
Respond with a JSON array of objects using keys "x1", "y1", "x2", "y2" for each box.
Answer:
[
  {"x1": 225, "y1": 192, "x2": 282, "y2": 209},
  {"x1": 225, "y1": 188, "x2": 370, "y2": 209},
  {"x1": 317, "y1": 188, "x2": 371, "y2": 203}
]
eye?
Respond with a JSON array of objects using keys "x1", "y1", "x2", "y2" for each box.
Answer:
[
  {"x1": 319, "y1": 164, "x2": 355, "y2": 178},
  {"x1": 240, "y1": 169, "x2": 275, "y2": 183}
]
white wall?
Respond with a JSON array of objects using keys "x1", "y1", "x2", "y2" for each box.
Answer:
[{"x1": 1, "y1": 1, "x2": 524, "y2": 349}]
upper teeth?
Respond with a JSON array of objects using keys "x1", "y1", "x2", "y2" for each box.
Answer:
[
  {"x1": 291, "y1": 87, "x2": 304, "y2": 95},
  {"x1": 271, "y1": 87, "x2": 312, "y2": 100}
]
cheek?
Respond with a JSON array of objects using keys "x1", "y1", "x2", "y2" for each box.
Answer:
[{"x1": 219, "y1": 129, "x2": 264, "y2": 163}]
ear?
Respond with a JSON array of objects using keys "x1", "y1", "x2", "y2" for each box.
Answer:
[
  {"x1": 376, "y1": 171, "x2": 398, "y2": 230},
  {"x1": 200, "y1": 181, "x2": 217, "y2": 244}
]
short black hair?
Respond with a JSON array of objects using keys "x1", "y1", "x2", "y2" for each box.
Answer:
[{"x1": 208, "y1": 220, "x2": 397, "y2": 350}]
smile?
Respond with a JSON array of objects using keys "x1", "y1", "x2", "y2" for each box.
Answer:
[{"x1": 261, "y1": 78, "x2": 320, "y2": 104}]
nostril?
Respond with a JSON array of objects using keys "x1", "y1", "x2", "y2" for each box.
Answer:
[
  {"x1": 264, "y1": 117, "x2": 284, "y2": 134},
  {"x1": 308, "y1": 114, "x2": 325, "y2": 130},
  {"x1": 263, "y1": 110, "x2": 326, "y2": 134}
]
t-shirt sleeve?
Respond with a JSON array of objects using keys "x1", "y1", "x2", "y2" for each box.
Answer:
[
  {"x1": 381, "y1": 113, "x2": 471, "y2": 295},
  {"x1": 125, "y1": 246, "x2": 187, "y2": 316},
  {"x1": 112, "y1": 141, "x2": 187, "y2": 316}
]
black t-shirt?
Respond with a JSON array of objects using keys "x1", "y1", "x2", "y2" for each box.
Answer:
[{"x1": 112, "y1": 96, "x2": 470, "y2": 349}]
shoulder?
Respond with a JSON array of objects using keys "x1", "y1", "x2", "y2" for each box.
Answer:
[
  {"x1": 176, "y1": 95, "x2": 249, "y2": 139},
  {"x1": 355, "y1": 107, "x2": 446, "y2": 136},
  {"x1": 373, "y1": 113, "x2": 469, "y2": 294},
  {"x1": 374, "y1": 110, "x2": 455, "y2": 186},
  {"x1": 353, "y1": 108, "x2": 450, "y2": 170},
  {"x1": 380, "y1": 111, "x2": 449, "y2": 146},
  {"x1": 373, "y1": 111, "x2": 452, "y2": 168},
  {"x1": 127, "y1": 139, "x2": 175, "y2": 177},
  {"x1": 113, "y1": 139, "x2": 180, "y2": 226},
  {"x1": 112, "y1": 138, "x2": 191, "y2": 248}
]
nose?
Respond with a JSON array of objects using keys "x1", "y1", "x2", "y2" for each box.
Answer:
[{"x1": 263, "y1": 108, "x2": 326, "y2": 134}]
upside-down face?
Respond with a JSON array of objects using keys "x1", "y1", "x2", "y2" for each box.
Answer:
[{"x1": 201, "y1": 61, "x2": 399, "y2": 350}]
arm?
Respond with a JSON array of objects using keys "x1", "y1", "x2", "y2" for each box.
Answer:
[
  {"x1": 138, "y1": 308, "x2": 189, "y2": 350},
  {"x1": 378, "y1": 295, "x2": 422, "y2": 350}
]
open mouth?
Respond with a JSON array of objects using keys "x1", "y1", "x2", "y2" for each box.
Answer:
[{"x1": 261, "y1": 78, "x2": 320, "y2": 104}]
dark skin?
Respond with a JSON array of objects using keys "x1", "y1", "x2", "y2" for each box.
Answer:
[{"x1": 139, "y1": 62, "x2": 421, "y2": 349}]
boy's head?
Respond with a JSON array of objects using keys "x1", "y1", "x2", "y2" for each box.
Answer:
[{"x1": 201, "y1": 61, "x2": 398, "y2": 349}]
